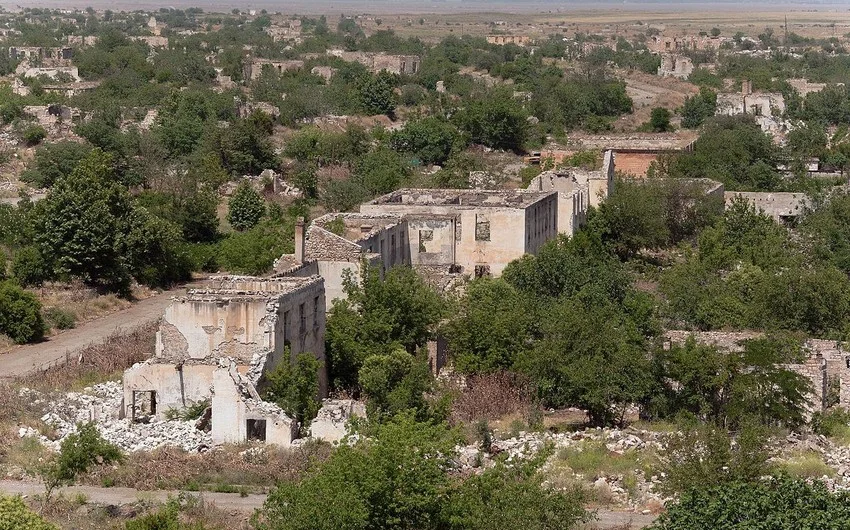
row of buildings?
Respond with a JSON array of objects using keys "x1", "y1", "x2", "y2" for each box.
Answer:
[{"x1": 120, "y1": 153, "x2": 616, "y2": 447}]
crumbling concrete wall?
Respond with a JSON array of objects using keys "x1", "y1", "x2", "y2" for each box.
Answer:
[
  {"x1": 486, "y1": 35, "x2": 531, "y2": 46},
  {"x1": 360, "y1": 189, "x2": 558, "y2": 277},
  {"x1": 308, "y1": 399, "x2": 366, "y2": 443},
  {"x1": 154, "y1": 276, "x2": 328, "y2": 396},
  {"x1": 121, "y1": 362, "x2": 238, "y2": 421},
  {"x1": 156, "y1": 296, "x2": 274, "y2": 363},
  {"x1": 211, "y1": 365, "x2": 298, "y2": 447},
  {"x1": 245, "y1": 59, "x2": 305, "y2": 80},
  {"x1": 407, "y1": 216, "x2": 456, "y2": 267},
  {"x1": 725, "y1": 191, "x2": 808, "y2": 223},
  {"x1": 22, "y1": 66, "x2": 80, "y2": 81}
]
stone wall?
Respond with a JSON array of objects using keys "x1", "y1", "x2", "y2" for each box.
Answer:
[
  {"x1": 665, "y1": 331, "x2": 850, "y2": 411},
  {"x1": 657, "y1": 54, "x2": 694, "y2": 79}
]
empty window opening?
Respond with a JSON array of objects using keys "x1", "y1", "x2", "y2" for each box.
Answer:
[
  {"x1": 132, "y1": 390, "x2": 157, "y2": 422},
  {"x1": 418, "y1": 230, "x2": 433, "y2": 253},
  {"x1": 247, "y1": 419, "x2": 267, "y2": 441},
  {"x1": 475, "y1": 215, "x2": 490, "y2": 241},
  {"x1": 474, "y1": 265, "x2": 490, "y2": 278}
]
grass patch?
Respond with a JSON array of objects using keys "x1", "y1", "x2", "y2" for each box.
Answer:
[
  {"x1": 558, "y1": 441, "x2": 654, "y2": 478},
  {"x1": 779, "y1": 451, "x2": 836, "y2": 479}
]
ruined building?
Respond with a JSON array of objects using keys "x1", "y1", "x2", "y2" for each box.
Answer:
[
  {"x1": 525, "y1": 150, "x2": 615, "y2": 235},
  {"x1": 327, "y1": 50, "x2": 420, "y2": 75},
  {"x1": 360, "y1": 189, "x2": 558, "y2": 277},
  {"x1": 716, "y1": 80, "x2": 786, "y2": 134},
  {"x1": 122, "y1": 275, "x2": 327, "y2": 446},
  {"x1": 274, "y1": 188, "x2": 562, "y2": 311},
  {"x1": 657, "y1": 54, "x2": 694, "y2": 79},
  {"x1": 486, "y1": 35, "x2": 531, "y2": 46},
  {"x1": 666, "y1": 331, "x2": 850, "y2": 413},
  {"x1": 244, "y1": 59, "x2": 305, "y2": 81}
]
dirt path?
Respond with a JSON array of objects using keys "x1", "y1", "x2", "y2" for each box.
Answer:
[
  {"x1": 0, "y1": 287, "x2": 187, "y2": 380},
  {"x1": 0, "y1": 479, "x2": 657, "y2": 527}
]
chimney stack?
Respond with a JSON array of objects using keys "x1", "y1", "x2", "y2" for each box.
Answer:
[{"x1": 295, "y1": 217, "x2": 305, "y2": 263}]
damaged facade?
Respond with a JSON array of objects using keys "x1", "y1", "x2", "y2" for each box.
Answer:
[
  {"x1": 725, "y1": 191, "x2": 808, "y2": 224},
  {"x1": 123, "y1": 276, "x2": 328, "y2": 447},
  {"x1": 657, "y1": 54, "x2": 694, "y2": 79},
  {"x1": 328, "y1": 49, "x2": 420, "y2": 75},
  {"x1": 526, "y1": 150, "x2": 615, "y2": 235},
  {"x1": 244, "y1": 58, "x2": 305, "y2": 80},
  {"x1": 717, "y1": 81, "x2": 786, "y2": 133}
]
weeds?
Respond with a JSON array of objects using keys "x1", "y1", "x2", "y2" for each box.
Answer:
[{"x1": 779, "y1": 451, "x2": 836, "y2": 479}]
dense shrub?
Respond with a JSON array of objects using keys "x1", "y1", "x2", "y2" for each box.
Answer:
[
  {"x1": 0, "y1": 281, "x2": 45, "y2": 344},
  {"x1": 0, "y1": 494, "x2": 56, "y2": 530},
  {"x1": 652, "y1": 476, "x2": 850, "y2": 530}
]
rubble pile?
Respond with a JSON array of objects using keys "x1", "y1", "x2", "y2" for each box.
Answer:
[
  {"x1": 20, "y1": 382, "x2": 212, "y2": 453},
  {"x1": 455, "y1": 427, "x2": 668, "y2": 511}
]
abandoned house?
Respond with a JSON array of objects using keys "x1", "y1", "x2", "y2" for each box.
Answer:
[
  {"x1": 486, "y1": 35, "x2": 532, "y2": 46},
  {"x1": 122, "y1": 275, "x2": 327, "y2": 446},
  {"x1": 244, "y1": 58, "x2": 305, "y2": 80},
  {"x1": 657, "y1": 54, "x2": 694, "y2": 79},
  {"x1": 358, "y1": 189, "x2": 558, "y2": 277},
  {"x1": 327, "y1": 50, "x2": 420, "y2": 75},
  {"x1": 571, "y1": 133, "x2": 698, "y2": 177}
]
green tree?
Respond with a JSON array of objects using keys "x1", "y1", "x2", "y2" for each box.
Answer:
[
  {"x1": 11, "y1": 246, "x2": 48, "y2": 288},
  {"x1": 358, "y1": 71, "x2": 397, "y2": 116},
  {"x1": 654, "y1": 336, "x2": 812, "y2": 429},
  {"x1": 264, "y1": 351, "x2": 321, "y2": 435},
  {"x1": 649, "y1": 107, "x2": 672, "y2": 132},
  {"x1": 442, "y1": 458, "x2": 590, "y2": 530},
  {"x1": 681, "y1": 87, "x2": 718, "y2": 128},
  {"x1": 659, "y1": 424, "x2": 773, "y2": 496},
  {"x1": 32, "y1": 149, "x2": 134, "y2": 291},
  {"x1": 669, "y1": 115, "x2": 781, "y2": 191},
  {"x1": 0, "y1": 281, "x2": 45, "y2": 344},
  {"x1": 454, "y1": 89, "x2": 529, "y2": 151},
  {"x1": 20, "y1": 141, "x2": 93, "y2": 188},
  {"x1": 255, "y1": 415, "x2": 457, "y2": 530},
  {"x1": 353, "y1": 147, "x2": 411, "y2": 196},
  {"x1": 389, "y1": 117, "x2": 468, "y2": 166},
  {"x1": 358, "y1": 349, "x2": 436, "y2": 421},
  {"x1": 588, "y1": 177, "x2": 723, "y2": 260},
  {"x1": 39, "y1": 422, "x2": 121, "y2": 505},
  {"x1": 227, "y1": 182, "x2": 265, "y2": 231},
  {"x1": 444, "y1": 278, "x2": 535, "y2": 374},
  {"x1": 123, "y1": 208, "x2": 192, "y2": 288},
  {"x1": 326, "y1": 264, "x2": 444, "y2": 392},
  {"x1": 217, "y1": 219, "x2": 293, "y2": 275},
  {"x1": 0, "y1": 495, "x2": 56, "y2": 530}
]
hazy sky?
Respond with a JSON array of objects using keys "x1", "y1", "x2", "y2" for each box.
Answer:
[{"x1": 4, "y1": 0, "x2": 850, "y2": 14}]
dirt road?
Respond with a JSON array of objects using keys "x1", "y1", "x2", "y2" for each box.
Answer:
[
  {"x1": 0, "y1": 479, "x2": 657, "y2": 528},
  {"x1": 0, "y1": 288, "x2": 184, "y2": 380}
]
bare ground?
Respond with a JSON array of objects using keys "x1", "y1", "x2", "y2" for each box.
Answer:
[{"x1": 0, "y1": 286, "x2": 187, "y2": 380}]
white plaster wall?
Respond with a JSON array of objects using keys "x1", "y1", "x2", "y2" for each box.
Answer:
[
  {"x1": 122, "y1": 363, "x2": 221, "y2": 420},
  {"x1": 159, "y1": 299, "x2": 272, "y2": 362},
  {"x1": 211, "y1": 368, "x2": 245, "y2": 445}
]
